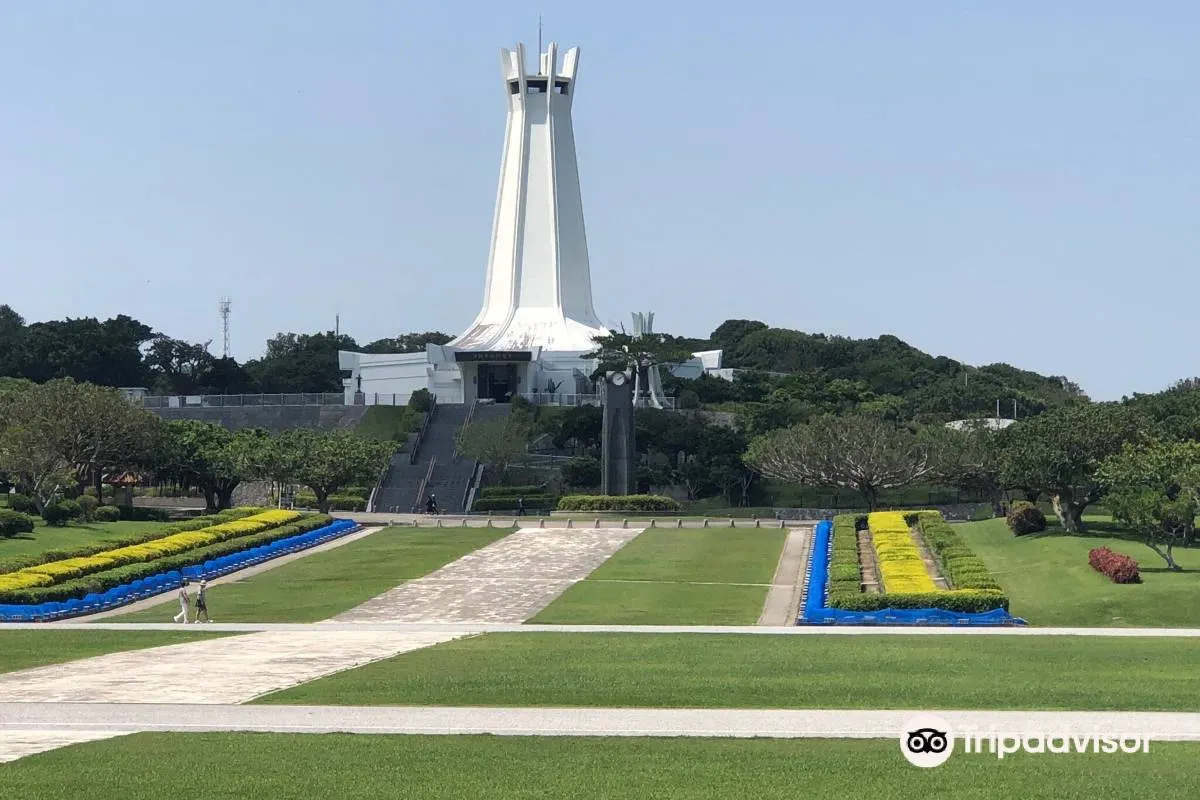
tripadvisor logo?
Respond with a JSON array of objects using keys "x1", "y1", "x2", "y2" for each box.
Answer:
[{"x1": 900, "y1": 715, "x2": 1151, "y2": 768}]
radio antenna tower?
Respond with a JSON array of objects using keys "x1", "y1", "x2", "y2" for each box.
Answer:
[{"x1": 218, "y1": 297, "x2": 232, "y2": 358}]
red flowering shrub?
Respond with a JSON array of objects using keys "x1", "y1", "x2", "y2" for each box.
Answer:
[{"x1": 1089, "y1": 547, "x2": 1141, "y2": 584}]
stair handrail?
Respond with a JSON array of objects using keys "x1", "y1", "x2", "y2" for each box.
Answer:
[
  {"x1": 409, "y1": 394, "x2": 437, "y2": 465},
  {"x1": 413, "y1": 455, "x2": 438, "y2": 513},
  {"x1": 453, "y1": 398, "x2": 479, "y2": 465},
  {"x1": 366, "y1": 446, "x2": 399, "y2": 513},
  {"x1": 462, "y1": 462, "x2": 484, "y2": 513}
]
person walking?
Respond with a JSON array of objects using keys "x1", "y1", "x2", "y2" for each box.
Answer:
[
  {"x1": 516, "y1": 497, "x2": 525, "y2": 516},
  {"x1": 426, "y1": 493, "x2": 438, "y2": 515},
  {"x1": 195, "y1": 579, "x2": 211, "y2": 623},
  {"x1": 173, "y1": 580, "x2": 190, "y2": 624}
]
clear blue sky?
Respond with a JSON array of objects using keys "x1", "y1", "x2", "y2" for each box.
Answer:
[{"x1": 1, "y1": 2, "x2": 1196, "y2": 401}]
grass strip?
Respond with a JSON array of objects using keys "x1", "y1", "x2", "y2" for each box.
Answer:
[
  {"x1": 256, "y1": 632, "x2": 1200, "y2": 711},
  {"x1": 0, "y1": 733, "x2": 1194, "y2": 799}
]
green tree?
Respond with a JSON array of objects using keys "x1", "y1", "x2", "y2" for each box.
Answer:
[
  {"x1": 551, "y1": 406, "x2": 603, "y2": 453},
  {"x1": 455, "y1": 414, "x2": 533, "y2": 481},
  {"x1": 243, "y1": 331, "x2": 358, "y2": 393},
  {"x1": 1097, "y1": 440, "x2": 1200, "y2": 570},
  {"x1": 269, "y1": 429, "x2": 393, "y2": 513},
  {"x1": 586, "y1": 330, "x2": 692, "y2": 403},
  {"x1": 747, "y1": 414, "x2": 934, "y2": 510},
  {"x1": 157, "y1": 420, "x2": 251, "y2": 511},
  {"x1": 996, "y1": 403, "x2": 1149, "y2": 532},
  {"x1": 360, "y1": 332, "x2": 453, "y2": 354},
  {"x1": 0, "y1": 421, "x2": 73, "y2": 511},
  {"x1": 0, "y1": 305, "x2": 26, "y2": 377},
  {"x1": 144, "y1": 336, "x2": 216, "y2": 395},
  {"x1": 928, "y1": 421, "x2": 1003, "y2": 503},
  {"x1": 12, "y1": 315, "x2": 154, "y2": 387},
  {"x1": 0, "y1": 379, "x2": 161, "y2": 505}
]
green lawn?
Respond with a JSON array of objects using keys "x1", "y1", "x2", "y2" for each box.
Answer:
[
  {"x1": 112, "y1": 526, "x2": 507, "y2": 623},
  {"x1": 257, "y1": 632, "x2": 1200, "y2": 711},
  {"x1": 0, "y1": 521, "x2": 167, "y2": 563},
  {"x1": 958, "y1": 517, "x2": 1200, "y2": 627},
  {"x1": 0, "y1": 630, "x2": 230, "y2": 674},
  {"x1": 1, "y1": 734, "x2": 1192, "y2": 799},
  {"x1": 531, "y1": 527, "x2": 786, "y2": 624}
]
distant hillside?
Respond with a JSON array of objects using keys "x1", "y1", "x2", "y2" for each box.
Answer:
[{"x1": 664, "y1": 320, "x2": 1086, "y2": 433}]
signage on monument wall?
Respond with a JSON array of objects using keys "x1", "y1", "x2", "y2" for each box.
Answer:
[{"x1": 454, "y1": 350, "x2": 533, "y2": 363}]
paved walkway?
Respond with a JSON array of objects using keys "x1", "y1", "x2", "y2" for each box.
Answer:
[
  {"x1": 3, "y1": 704, "x2": 1198, "y2": 742},
  {"x1": 0, "y1": 526, "x2": 647, "y2": 761},
  {"x1": 0, "y1": 630, "x2": 462, "y2": 704},
  {"x1": 78, "y1": 526, "x2": 387, "y2": 621},
  {"x1": 333, "y1": 527, "x2": 643, "y2": 623},
  {"x1": 757, "y1": 528, "x2": 811, "y2": 626}
]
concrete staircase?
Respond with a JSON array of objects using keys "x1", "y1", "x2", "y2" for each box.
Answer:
[{"x1": 371, "y1": 402, "x2": 510, "y2": 514}]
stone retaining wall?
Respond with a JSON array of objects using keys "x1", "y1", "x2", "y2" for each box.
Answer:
[{"x1": 774, "y1": 503, "x2": 992, "y2": 522}]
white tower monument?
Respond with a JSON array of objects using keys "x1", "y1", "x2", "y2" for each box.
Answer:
[
  {"x1": 338, "y1": 41, "x2": 723, "y2": 406},
  {"x1": 451, "y1": 42, "x2": 607, "y2": 352}
]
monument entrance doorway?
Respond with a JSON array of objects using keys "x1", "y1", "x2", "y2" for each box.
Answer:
[{"x1": 477, "y1": 363, "x2": 519, "y2": 403}]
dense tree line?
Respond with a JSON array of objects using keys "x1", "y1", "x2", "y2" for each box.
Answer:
[
  {"x1": 1, "y1": 304, "x2": 1082, "y2": 428},
  {"x1": 462, "y1": 402, "x2": 761, "y2": 506},
  {"x1": 664, "y1": 320, "x2": 1087, "y2": 429},
  {"x1": 746, "y1": 390, "x2": 1200, "y2": 570},
  {"x1": 0, "y1": 304, "x2": 451, "y2": 395},
  {"x1": 0, "y1": 379, "x2": 391, "y2": 515}
]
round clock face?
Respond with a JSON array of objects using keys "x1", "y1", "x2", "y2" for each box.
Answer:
[{"x1": 611, "y1": 372, "x2": 627, "y2": 386}]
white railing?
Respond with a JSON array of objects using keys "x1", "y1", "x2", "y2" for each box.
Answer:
[
  {"x1": 139, "y1": 393, "x2": 346, "y2": 409},
  {"x1": 516, "y1": 393, "x2": 677, "y2": 410}
]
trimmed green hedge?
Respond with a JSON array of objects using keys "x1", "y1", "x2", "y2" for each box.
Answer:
[
  {"x1": 828, "y1": 511, "x2": 1008, "y2": 613},
  {"x1": 0, "y1": 508, "x2": 261, "y2": 575},
  {"x1": 911, "y1": 511, "x2": 1004, "y2": 593},
  {"x1": 556, "y1": 494, "x2": 681, "y2": 512},
  {"x1": 473, "y1": 495, "x2": 556, "y2": 512},
  {"x1": 828, "y1": 589, "x2": 1008, "y2": 613},
  {"x1": 294, "y1": 492, "x2": 367, "y2": 512},
  {"x1": 0, "y1": 514, "x2": 334, "y2": 604},
  {"x1": 116, "y1": 506, "x2": 172, "y2": 522},
  {"x1": 479, "y1": 485, "x2": 548, "y2": 498},
  {"x1": 0, "y1": 509, "x2": 37, "y2": 538},
  {"x1": 826, "y1": 515, "x2": 863, "y2": 605},
  {"x1": 93, "y1": 506, "x2": 121, "y2": 522},
  {"x1": 6, "y1": 494, "x2": 39, "y2": 515}
]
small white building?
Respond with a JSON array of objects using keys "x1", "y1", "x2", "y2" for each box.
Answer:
[
  {"x1": 944, "y1": 417, "x2": 1015, "y2": 432},
  {"x1": 340, "y1": 42, "x2": 721, "y2": 406}
]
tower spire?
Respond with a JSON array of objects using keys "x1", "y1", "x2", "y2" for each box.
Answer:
[
  {"x1": 451, "y1": 41, "x2": 604, "y2": 353},
  {"x1": 537, "y1": 15, "x2": 543, "y2": 71}
]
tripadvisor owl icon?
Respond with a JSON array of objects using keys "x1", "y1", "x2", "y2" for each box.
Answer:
[{"x1": 901, "y1": 715, "x2": 954, "y2": 768}]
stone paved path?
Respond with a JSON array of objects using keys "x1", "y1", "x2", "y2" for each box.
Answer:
[
  {"x1": 0, "y1": 527, "x2": 645, "y2": 761},
  {"x1": 3, "y1": 704, "x2": 1198, "y2": 741},
  {"x1": 0, "y1": 630, "x2": 461, "y2": 704},
  {"x1": 757, "y1": 528, "x2": 812, "y2": 626},
  {"x1": 333, "y1": 527, "x2": 643, "y2": 623},
  {"x1": 0, "y1": 730, "x2": 130, "y2": 764}
]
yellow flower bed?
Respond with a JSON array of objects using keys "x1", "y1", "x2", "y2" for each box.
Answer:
[
  {"x1": 0, "y1": 572, "x2": 55, "y2": 593},
  {"x1": 12, "y1": 510, "x2": 302, "y2": 586},
  {"x1": 867, "y1": 511, "x2": 937, "y2": 594}
]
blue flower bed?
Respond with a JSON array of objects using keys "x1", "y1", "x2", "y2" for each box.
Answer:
[
  {"x1": 798, "y1": 519, "x2": 1026, "y2": 626},
  {"x1": 0, "y1": 518, "x2": 360, "y2": 623}
]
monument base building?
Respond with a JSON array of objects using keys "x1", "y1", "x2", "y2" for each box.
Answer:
[{"x1": 339, "y1": 41, "x2": 722, "y2": 407}]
